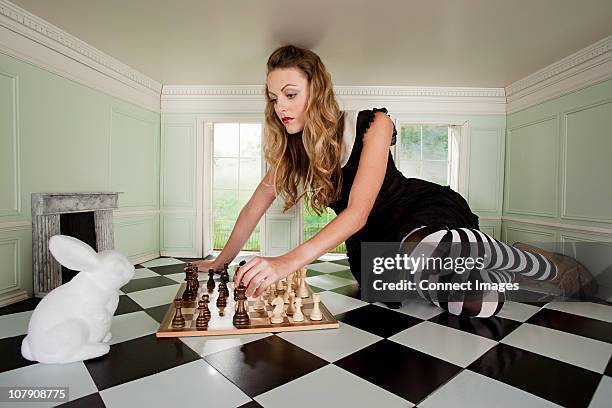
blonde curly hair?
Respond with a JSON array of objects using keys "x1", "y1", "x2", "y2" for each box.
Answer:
[{"x1": 264, "y1": 45, "x2": 344, "y2": 215}]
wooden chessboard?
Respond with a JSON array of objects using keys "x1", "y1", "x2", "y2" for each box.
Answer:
[{"x1": 156, "y1": 278, "x2": 339, "y2": 338}]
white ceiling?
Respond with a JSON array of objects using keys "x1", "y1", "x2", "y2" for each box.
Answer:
[{"x1": 9, "y1": 0, "x2": 612, "y2": 87}]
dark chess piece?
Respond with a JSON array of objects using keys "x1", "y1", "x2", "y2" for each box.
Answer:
[
  {"x1": 206, "y1": 268, "x2": 216, "y2": 292},
  {"x1": 171, "y1": 298, "x2": 185, "y2": 328},
  {"x1": 182, "y1": 270, "x2": 196, "y2": 302},
  {"x1": 201, "y1": 293, "x2": 211, "y2": 320},
  {"x1": 216, "y1": 290, "x2": 227, "y2": 316},
  {"x1": 219, "y1": 279, "x2": 229, "y2": 298},
  {"x1": 232, "y1": 282, "x2": 250, "y2": 327},
  {"x1": 196, "y1": 300, "x2": 209, "y2": 330}
]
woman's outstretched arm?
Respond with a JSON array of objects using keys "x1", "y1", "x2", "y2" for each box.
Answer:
[
  {"x1": 236, "y1": 111, "x2": 394, "y2": 296},
  {"x1": 195, "y1": 168, "x2": 276, "y2": 272}
]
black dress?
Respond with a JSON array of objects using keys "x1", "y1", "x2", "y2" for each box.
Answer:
[{"x1": 327, "y1": 108, "x2": 480, "y2": 282}]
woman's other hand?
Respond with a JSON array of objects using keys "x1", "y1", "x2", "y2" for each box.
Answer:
[{"x1": 233, "y1": 255, "x2": 297, "y2": 297}]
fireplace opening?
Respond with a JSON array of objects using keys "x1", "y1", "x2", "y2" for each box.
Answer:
[{"x1": 59, "y1": 211, "x2": 97, "y2": 283}]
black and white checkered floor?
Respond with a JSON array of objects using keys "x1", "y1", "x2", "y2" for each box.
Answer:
[{"x1": 1, "y1": 255, "x2": 612, "y2": 408}]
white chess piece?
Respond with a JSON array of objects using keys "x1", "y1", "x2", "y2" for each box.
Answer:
[
  {"x1": 283, "y1": 285, "x2": 292, "y2": 304},
  {"x1": 268, "y1": 286, "x2": 276, "y2": 306},
  {"x1": 253, "y1": 294, "x2": 265, "y2": 311},
  {"x1": 297, "y1": 268, "x2": 309, "y2": 298},
  {"x1": 276, "y1": 278, "x2": 284, "y2": 291},
  {"x1": 292, "y1": 297, "x2": 304, "y2": 322},
  {"x1": 270, "y1": 296, "x2": 285, "y2": 324},
  {"x1": 309, "y1": 293, "x2": 323, "y2": 321},
  {"x1": 21, "y1": 235, "x2": 135, "y2": 364},
  {"x1": 287, "y1": 272, "x2": 295, "y2": 292},
  {"x1": 286, "y1": 292, "x2": 296, "y2": 316}
]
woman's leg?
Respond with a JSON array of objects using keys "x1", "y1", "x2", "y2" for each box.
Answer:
[{"x1": 399, "y1": 225, "x2": 558, "y2": 317}]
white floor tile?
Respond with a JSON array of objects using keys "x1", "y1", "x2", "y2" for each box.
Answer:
[
  {"x1": 501, "y1": 323, "x2": 612, "y2": 373},
  {"x1": 589, "y1": 376, "x2": 612, "y2": 408},
  {"x1": 389, "y1": 321, "x2": 497, "y2": 368},
  {"x1": 254, "y1": 364, "x2": 411, "y2": 407},
  {"x1": 140, "y1": 258, "x2": 184, "y2": 268},
  {"x1": 132, "y1": 268, "x2": 159, "y2": 279},
  {"x1": 306, "y1": 274, "x2": 355, "y2": 290},
  {"x1": 109, "y1": 311, "x2": 160, "y2": 345},
  {"x1": 306, "y1": 262, "x2": 349, "y2": 273},
  {"x1": 317, "y1": 291, "x2": 368, "y2": 315},
  {"x1": 100, "y1": 360, "x2": 250, "y2": 408},
  {"x1": 0, "y1": 362, "x2": 97, "y2": 408},
  {"x1": 374, "y1": 298, "x2": 444, "y2": 320},
  {"x1": 277, "y1": 321, "x2": 382, "y2": 362},
  {"x1": 544, "y1": 301, "x2": 612, "y2": 324},
  {"x1": 180, "y1": 332, "x2": 272, "y2": 357},
  {"x1": 0, "y1": 310, "x2": 32, "y2": 339},
  {"x1": 497, "y1": 301, "x2": 541, "y2": 322},
  {"x1": 126, "y1": 284, "x2": 181, "y2": 309},
  {"x1": 164, "y1": 272, "x2": 187, "y2": 284},
  {"x1": 419, "y1": 370, "x2": 561, "y2": 408}
]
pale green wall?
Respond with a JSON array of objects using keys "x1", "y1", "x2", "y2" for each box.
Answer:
[
  {"x1": 0, "y1": 52, "x2": 160, "y2": 298},
  {"x1": 503, "y1": 78, "x2": 612, "y2": 236},
  {"x1": 503, "y1": 78, "x2": 612, "y2": 299}
]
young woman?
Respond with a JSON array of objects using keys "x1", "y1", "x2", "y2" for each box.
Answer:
[{"x1": 195, "y1": 45, "x2": 577, "y2": 318}]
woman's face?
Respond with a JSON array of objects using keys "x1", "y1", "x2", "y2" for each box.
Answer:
[{"x1": 266, "y1": 67, "x2": 310, "y2": 134}]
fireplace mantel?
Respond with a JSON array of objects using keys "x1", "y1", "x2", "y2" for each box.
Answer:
[{"x1": 31, "y1": 192, "x2": 120, "y2": 297}]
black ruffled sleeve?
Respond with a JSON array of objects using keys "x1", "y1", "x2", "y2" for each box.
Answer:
[{"x1": 356, "y1": 107, "x2": 397, "y2": 146}]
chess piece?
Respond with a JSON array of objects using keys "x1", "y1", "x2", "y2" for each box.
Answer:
[
  {"x1": 293, "y1": 297, "x2": 304, "y2": 322},
  {"x1": 201, "y1": 294, "x2": 211, "y2": 320},
  {"x1": 309, "y1": 293, "x2": 322, "y2": 321},
  {"x1": 219, "y1": 280, "x2": 229, "y2": 298},
  {"x1": 196, "y1": 300, "x2": 209, "y2": 330},
  {"x1": 297, "y1": 268, "x2": 309, "y2": 298},
  {"x1": 286, "y1": 292, "x2": 296, "y2": 316},
  {"x1": 268, "y1": 286, "x2": 276, "y2": 306},
  {"x1": 270, "y1": 296, "x2": 284, "y2": 324},
  {"x1": 232, "y1": 282, "x2": 250, "y2": 327},
  {"x1": 182, "y1": 272, "x2": 196, "y2": 302},
  {"x1": 185, "y1": 263, "x2": 199, "y2": 290},
  {"x1": 253, "y1": 295, "x2": 265, "y2": 311},
  {"x1": 171, "y1": 298, "x2": 185, "y2": 327},
  {"x1": 283, "y1": 286, "x2": 292, "y2": 304},
  {"x1": 207, "y1": 269, "x2": 215, "y2": 292},
  {"x1": 276, "y1": 278, "x2": 284, "y2": 291},
  {"x1": 216, "y1": 290, "x2": 227, "y2": 316}
]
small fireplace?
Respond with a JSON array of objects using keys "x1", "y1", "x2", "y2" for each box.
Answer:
[{"x1": 31, "y1": 192, "x2": 119, "y2": 297}]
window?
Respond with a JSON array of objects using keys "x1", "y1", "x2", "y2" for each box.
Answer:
[
  {"x1": 397, "y1": 124, "x2": 450, "y2": 185},
  {"x1": 303, "y1": 198, "x2": 346, "y2": 253},
  {"x1": 212, "y1": 123, "x2": 262, "y2": 251}
]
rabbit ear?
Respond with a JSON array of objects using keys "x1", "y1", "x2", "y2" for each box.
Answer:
[{"x1": 48, "y1": 235, "x2": 100, "y2": 272}]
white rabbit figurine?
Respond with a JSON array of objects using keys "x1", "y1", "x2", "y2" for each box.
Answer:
[{"x1": 21, "y1": 234, "x2": 135, "y2": 364}]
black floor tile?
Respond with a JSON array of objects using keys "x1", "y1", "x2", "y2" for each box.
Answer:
[
  {"x1": 144, "y1": 303, "x2": 172, "y2": 323},
  {"x1": 335, "y1": 304, "x2": 422, "y2": 338},
  {"x1": 605, "y1": 355, "x2": 612, "y2": 377},
  {"x1": 238, "y1": 401, "x2": 264, "y2": 408},
  {"x1": 428, "y1": 312, "x2": 521, "y2": 341},
  {"x1": 0, "y1": 297, "x2": 42, "y2": 316},
  {"x1": 176, "y1": 257, "x2": 203, "y2": 263},
  {"x1": 330, "y1": 283, "x2": 361, "y2": 299},
  {"x1": 309, "y1": 285, "x2": 326, "y2": 293},
  {"x1": 0, "y1": 334, "x2": 37, "y2": 373},
  {"x1": 335, "y1": 339, "x2": 461, "y2": 404},
  {"x1": 84, "y1": 334, "x2": 200, "y2": 390},
  {"x1": 120, "y1": 276, "x2": 178, "y2": 293},
  {"x1": 114, "y1": 295, "x2": 143, "y2": 316},
  {"x1": 527, "y1": 307, "x2": 612, "y2": 344},
  {"x1": 147, "y1": 262, "x2": 187, "y2": 275},
  {"x1": 507, "y1": 289, "x2": 555, "y2": 307},
  {"x1": 306, "y1": 269, "x2": 325, "y2": 277},
  {"x1": 329, "y1": 258, "x2": 350, "y2": 266},
  {"x1": 135, "y1": 265, "x2": 144, "y2": 269},
  {"x1": 58, "y1": 392, "x2": 106, "y2": 407},
  {"x1": 468, "y1": 342, "x2": 601, "y2": 408},
  {"x1": 204, "y1": 335, "x2": 328, "y2": 397}
]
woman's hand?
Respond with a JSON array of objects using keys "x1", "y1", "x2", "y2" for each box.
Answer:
[
  {"x1": 193, "y1": 259, "x2": 222, "y2": 274},
  {"x1": 234, "y1": 255, "x2": 297, "y2": 297}
]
